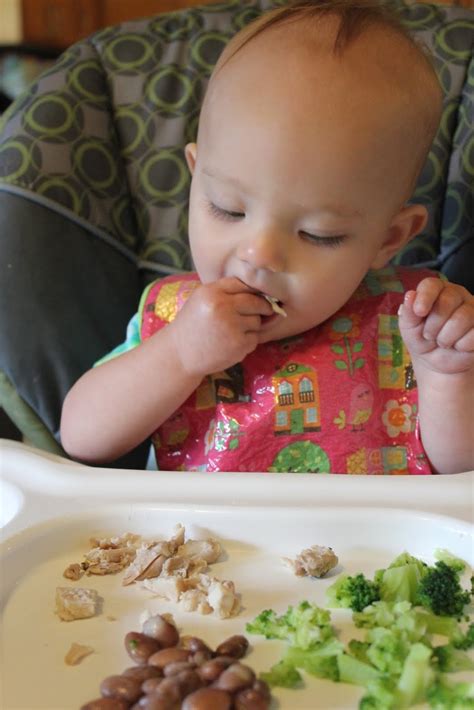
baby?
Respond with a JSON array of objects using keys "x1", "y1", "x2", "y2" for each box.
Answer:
[{"x1": 61, "y1": 0, "x2": 474, "y2": 474}]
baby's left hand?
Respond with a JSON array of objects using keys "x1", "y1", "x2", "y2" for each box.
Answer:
[{"x1": 398, "y1": 277, "x2": 474, "y2": 375}]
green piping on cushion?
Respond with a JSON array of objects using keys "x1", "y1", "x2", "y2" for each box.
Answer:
[{"x1": 0, "y1": 369, "x2": 66, "y2": 455}]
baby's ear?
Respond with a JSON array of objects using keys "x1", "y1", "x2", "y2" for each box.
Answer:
[
  {"x1": 184, "y1": 143, "x2": 197, "y2": 174},
  {"x1": 370, "y1": 204, "x2": 428, "y2": 269}
]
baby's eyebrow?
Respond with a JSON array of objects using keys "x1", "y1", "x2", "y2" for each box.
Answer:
[
  {"x1": 316, "y1": 205, "x2": 363, "y2": 219},
  {"x1": 202, "y1": 167, "x2": 245, "y2": 190},
  {"x1": 203, "y1": 167, "x2": 363, "y2": 219}
]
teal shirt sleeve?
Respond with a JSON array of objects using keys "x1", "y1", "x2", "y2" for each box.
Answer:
[{"x1": 94, "y1": 312, "x2": 141, "y2": 366}]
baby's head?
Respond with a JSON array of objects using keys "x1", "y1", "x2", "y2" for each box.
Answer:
[{"x1": 185, "y1": 0, "x2": 443, "y2": 343}]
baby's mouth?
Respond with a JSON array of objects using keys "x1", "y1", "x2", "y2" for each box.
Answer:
[{"x1": 261, "y1": 294, "x2": 287, "y2": 318}]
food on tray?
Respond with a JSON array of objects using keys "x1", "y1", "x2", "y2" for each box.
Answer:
[
  {"x1": 142, "y1": 573, "x2": 241, "y2": 619},
  {"x1": 55, "y1": 586, "x2": 100, "y2": 621},
  {"x1": 282, "y1": 544, "x2": 338, "y2": 577},
  {"x1": 80, "y1": 613, "x2": 271, "y2": 709},
  {"x1": 263, "y1": 294, "x2": 287, "y2": 317},
  {"x1": 122, "y1": 525, "x2": 222, "y2": 586},
  {"x1": 65, "y1": 524, "x2": 240, "y2": 619},
  {"x1": 63, "y1": 562, "x2": 85, "y2": 580},
  {"x1": 246, "y1": 549, "x2": 473, "y2": 709},
  {"x1": 64, "y1": 642, "x2": 94, "y2": 665}
]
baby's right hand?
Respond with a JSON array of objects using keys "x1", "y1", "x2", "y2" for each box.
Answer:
[{"x1": 169, "y1": 277, "x2": 273, "y2": 377}]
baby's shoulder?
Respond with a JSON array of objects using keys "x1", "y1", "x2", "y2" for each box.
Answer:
[{"x1": 139, "y1": 272, "x2": 200, "y2": 335}]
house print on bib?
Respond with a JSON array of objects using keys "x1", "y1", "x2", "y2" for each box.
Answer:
[{"x1": 273, "y1": 363, "x2": 321, "y2": 435}]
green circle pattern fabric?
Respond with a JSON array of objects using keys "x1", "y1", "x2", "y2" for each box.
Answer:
[{"x1": 0, "y1": 0, "x2": 472, "y2": 274}]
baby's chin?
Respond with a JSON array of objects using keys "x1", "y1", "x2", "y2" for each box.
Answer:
[{"x1": 257, "y1": 316, "x2": 321, "y2": 345}]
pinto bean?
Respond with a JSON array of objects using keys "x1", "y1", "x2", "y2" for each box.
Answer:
[
  {"x1": 190, "y1": 649, "x2": 213, "y2": 666},
  {"x1": 180, "y1": 636, "x2": 212, "y2": 654},
  {"x1": 182, "y1": 687, "x2": 232, "y2": 710},
  {"x1": 252, "y1": 680, "x2": 271, "y2": 700},
  {"x1": 125, "y1": 632, "x2": 162, "y2": 664},
  {"x1": 151, "y1": 676, "x2": 182, "y2": 704},
  {"x1": 163, "y1": 661, "x2": 195, "y2": 677},
  {"x1": 123, "y1": 666, "x2": 162, "y2": 682},
  {"x1": 174, "y1": 669, "x2": 203, "y2": 696},
  {"x1": 142, "y1": 615, "x2": 179, "y2": 648},
  {"x1": 213, "y1": 663, "x2": 256, "y2": 693},
  {"x1": 141, "y1": 677, "x2": 163, "y2": 694},
  {"x1": 132, "y1": 694, "x2": 177, "y2": 710},
  {"x1": 100, "y1": 675, "x2": 143, "y2": 703},
  {"x1": 234, "y1": 687, "x2": 271, "y2": 710},
  {"x1": 148, "y1": 647, "x2": 189, "y2": 669},
  {"x1": 215, "y1": 635, "x2": 249, "y2": 659},
  {"x1": 81, "y1": 698, "x2": 129, "y2": 710},
  {"x1": 197, "y1": 656, "x2": 234, "y2": 683}
]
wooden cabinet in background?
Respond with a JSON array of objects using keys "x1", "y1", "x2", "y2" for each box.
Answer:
[
  {"x1": 21, "y1": 0, "x2": 217, "y2": 50},
  {"x1": 21, "y1": 0, "x2": 102, "y2": 49}
]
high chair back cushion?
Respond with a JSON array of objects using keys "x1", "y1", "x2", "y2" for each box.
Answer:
[{"x1": 0, "y1": 0, "x2": 472, "y2": 465}]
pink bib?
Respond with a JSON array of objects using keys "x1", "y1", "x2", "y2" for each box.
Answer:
[{"x1": 140, "y1": 267, "x2": 435, "y2": 474}]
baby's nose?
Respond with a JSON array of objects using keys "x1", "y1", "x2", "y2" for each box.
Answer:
[{"x1": 237, "y1": 229, "x2": 287, "y2": 273}]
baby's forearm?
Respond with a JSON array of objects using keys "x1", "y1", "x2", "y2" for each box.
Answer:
[
  {"x1": 415, "y1": 367, "x2": 474, "y2": 474},
  {"x1": 60, "y1": 325, "x2": 202, "y2": 464}
]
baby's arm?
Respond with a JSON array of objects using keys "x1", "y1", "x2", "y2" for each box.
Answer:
[
  {"x1": 60, "y1": 277, "x2": 272, "y2": 463},
  {"x1": 398, "y1": 278, "x2": 474, "y2": 474}
]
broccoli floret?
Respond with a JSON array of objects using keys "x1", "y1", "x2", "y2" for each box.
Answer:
[
  {"x1": 348, "y1": 639, "x2": 371, "y2": 664},
  {"x1": 434, "y1": 549, "x2": 468, "y2": 574},
  {"x1": 396, "y1": 642, "x2": 435, "y2": 708},
  {"x1": 246, "y1": 601, "x2": 333, "y2": 650},
  {"x1": 418, "y1": 561, "x2": 471, "y2": 617},
  {"x1": 285, "y1": 641, "x2": 341, "y2": 681},
  {"x1": 354, "y1": 601, "x2": 398, "y2": 629},
  {"x1": 260, "y1": 659, "x2": 302, "y2": 688},
  {"x1": 354, "y1": 601, "x2": 416, "y2": 631},
  {"x1": 359, "y1": 679, "x2": 399, "y2": 710},
  {"x1": 375, "y1": 553, "x2": 428, "y2": 605},
  {"x1": 453, "y1": 623, "x2": 474, "y2": 650},
  {"x1": 427, "y1": 678, "x2": 474, "y2": 710},
  {"x1": 366, "y1": 627, "x2": 410, "y2": 675},
  {"x1": 337, "y1": 652, "x2": 381, "y2": 686},
  {"x1": 326, "y1": 573, "x2": 380, "y2": 612},
  {"x1": 245, "y1": 608, "x2": 294, "y2": 641},
  {"x1": 432, "y1": 644, "x2": 474, "y2": 673}
]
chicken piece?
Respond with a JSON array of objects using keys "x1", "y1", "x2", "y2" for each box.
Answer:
[
  {"x1": 263, "y1": 294, "x2": 287, "y2": 317},
  {"x1": 122, "y1": 544, "x2": 169, "y2": 585},
  {"x1": 168, "y1": 523, "x2": 185, "y2": 552},
  {"x1": 176, "y1": 538, "x2": 222, "y2": 564},
  {"x1": 207, "y1": 578, "x2": 241, "y2": 618},
  {"x1": 283, "y1": 545, "x2": 338, "y2": 578},
  {"x1": 63, "y1": 563, "x2": 84, "y2": 581},
  {"x1": 161, "y1": 554, "x2": 208, "y2": 578},
  {"x1": 64, "y1": 642, "x2": 94, "y2": 665},
  {"x1": 179, "y1": 588, "x2": 213, "y2": 615},
  {"x1": 141, "y1": 575, "x2": 184, "y2": 603},
  {"x1": 85, "y1": 546, "x2": 136, "y2": 575},
  {"x1": 55, "y1": 587, "x2": 100, "y2": 621},
  {"x1": 89, "y1": 532, "x2": 141, "y2": 550}
]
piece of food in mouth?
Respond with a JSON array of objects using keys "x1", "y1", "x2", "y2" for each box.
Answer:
[
  {"x1": 282, "y1": 545, "x2": 338, "y2": 577},
  {"x1": 55, "y1": 586, "x2": 101, "y2": 621},
  {"x1": 263, "y1": 294, "x2": 287, "y2": 317}
]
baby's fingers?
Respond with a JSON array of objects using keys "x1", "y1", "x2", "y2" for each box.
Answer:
[
  {"x1": 421, "y1": 285, "x2": 467, "y2": 342},
  {"x1": 412, "y1": 277, "x2": 446, "y2": 318},
  {"x1": 435, "y1": 303, "x2": 474, "y2": 350}
]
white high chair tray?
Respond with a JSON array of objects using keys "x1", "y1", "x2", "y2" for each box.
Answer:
[{"x1": 1, "y1": 440, "x2": 473, "y2": 710}]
